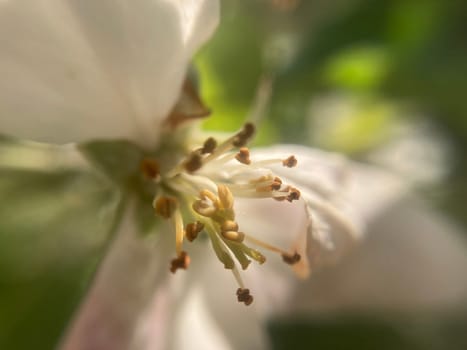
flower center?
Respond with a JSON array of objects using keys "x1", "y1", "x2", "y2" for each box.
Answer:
[{"x1": 141, "y1": 123, "x2": 302, "y2": 305}]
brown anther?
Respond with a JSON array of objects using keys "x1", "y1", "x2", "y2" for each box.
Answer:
[
  {"x1": 281, "y1": 252, "x2": 301, "y2": 265},
  {"x1": 183, "y1": 153, "x2": 203, "y2": 173},
  {"x1": 235, "y1": 147, "x2": 251, "y2": 165},
  {"x1": 271, "y1": 177, "x2": 283, "y2": 191},
  {"x1": 282, "y1": 155, "x2": 298, "y2": 168},
  {"x1": 236, "y1": 288, "x2": 254, "y2": 306},
  {"x1": 201, "y1": 137, "x2": 217, "y2": 154},
  {"x1": 140, "y1": 158, "x2": 160, "y2": 180},
  {"x1": 154, "y1": 196, "x2": 178, "y2": 219},
  {"x1": 242, "y1": 122, "x2": 256, "y2": 139},
  {"x1": 222, "y1": 230, "x2": 245, "y2": 243},
  {"x1": 286, "y1": 187, "x2": 301, "y2": 202},
  {"x1": 170, "y1": 251, "x2": 190, "y2": 273},
  {"x1": 185, "y1": 221, "x2": 204, "y2": 242},
  {"x1": 232, "y1": 123, "x2": 256, "y2": 147},
  {"x1": 221, "y1": 220, "x2": 239, "y2": 233}
]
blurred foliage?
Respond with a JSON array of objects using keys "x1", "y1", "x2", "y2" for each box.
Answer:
[
  {"x1": 1, "y1": 0, "x2": 467, "y2": 349},
  {"x1": 0, "y1": 139, "x2": 121, "y2": 349},
  {"x1": 197, "y1": 0, "x2": 467, "y2": 222},
  {"x1": 269, "y1": 314, "x2": 467, "y2": 350}
]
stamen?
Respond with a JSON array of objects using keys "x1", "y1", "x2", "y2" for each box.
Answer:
[
  {"x1": 201, "y1": 137, "x2": 217, "y2": 154},
  {"x1": 221, "y1": 230, "x2": 245, "y2": 243},
  {"x1": 183, "y1": 152, "x2": 203, "y2": 173},
  {"x1": 154, "y1": 196, "x2": 178, "y2": 219},
  {"x1": 140, "y1": 158, "x2": 160, "y2": 180},
  {"x1": 282, "y1": 155, "x2": 298, "y2": 168},
  {"x1": 205, "y1": 223, "x2": 235, "y2": 269},
  {"x1": 192, "y1": 199, "x2": 217, "y2": 217},
  {"x1": 173, "y1": 209, "x2": 185, "y2": 256},
  {"x1": 170, "y1": 251, "x2": 190, "y2": 273},
  {"x1": 286, "y1": 187, "x2": 301, "y2": 202},
  {"x1": 223, "y1": 240, "x2": 251, "y2": 269},
  {"x1": 235, "y1": 147, "x2": 251, "y2": 165},
  {"x1": 185, "y1": 221, "x2": 204, "y2": 242},
  {"x1": 232, "y1": 123, "x2": 256, "y2": 147},
  {"x1": 236, "y1": 288, "x2": 254, "y2": 306},
  {"x1": 250, "y1": 154, "x2": 297, "y2": 169},
  {"x1": 282, "y1": 252, "x2": 301, "y2": 265},
  {"x1": 217, "y1": 184, "x2": 234, "y2": 211},
  {"x1": 203, "y1": 123, "x2": 256, "y2": 164},
  {"x1": 220, "y1": 220, "x2": 244, "y2": 242},
  {"x1": 244, "y1": 234, "x2": 293, "y2": 257}
]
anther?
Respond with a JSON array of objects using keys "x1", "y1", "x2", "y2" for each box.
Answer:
[
  {"x1": 233, "y1": 123, "x2": 256, "y2": 147},
  {"x1": 185, "y1": 221, "x2": 204, "y2": 242},
  {"x1": 184, "y1": 152, "x2": 203, "y2": 173},
  {"x1": 170, "y1": 251, "x2": 190, "y2": 273},
  {"x1": 217, "y1": 185, "x2": 234, "y2": 211},
  {"x1": 271, "y1": 177, "x2": 283, "y2": 190},
  {"x1": 222, "y1": 230, "x2": 245, "y2": 243},
  {"x1": 140, "y1": 158, "x2": 160, "y2": 180},
  {"x1": 286, "y1": 187, "x2": 301, "y2": 202},
  {"x1": 192, "y1": 199, "x2": 217, "y2": 217},
  {"x1": 282, "y1": 155, "x2": 298, "y2": 168},
  {"x1": 235, "y1": 147, "x2": 251, "y2": 165},
  {"x1": 221, "y1": 220, "x2": 239, "y2": 233},
  {"x1": 236, "y1": 288, "x2": 254, "y2": 306},
  {"x1": 154, "y1": 196, "x2": 178, "y2": 219},
  {"x1": 201, "y1": 137, "x2": 217, "y2": 154},
  {"x1": 281, "y1": 252, "x2": 301, "y2": 265}
]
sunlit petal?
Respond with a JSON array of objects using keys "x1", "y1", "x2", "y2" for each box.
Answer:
[{"x1": 0, "y1": 0, "x2": 219, "y2": 146}]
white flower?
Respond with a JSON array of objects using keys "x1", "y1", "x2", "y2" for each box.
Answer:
[{"x1": 2, "y1": 1, "x2": 467, "y2": 350}]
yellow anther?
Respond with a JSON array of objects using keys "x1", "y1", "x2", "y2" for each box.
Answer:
[
  {"x1": 222, "y1": 230, "x2": 245, "y2": 243},
  {"x1": 192, "y1": 199, "x2": 217, "y2": 217},
  {"x1": 221, "y1": 220, "x2": 239, "y2": 233},
  {"x1": 200, "y1": 189, "x2": 218, "y2": 203},
  {"x1": 217, "y1": 185, "x2": 234, "y2": 210},
  {"x1": 154, "y1": 196, "x2": 178, "y2": 219}
]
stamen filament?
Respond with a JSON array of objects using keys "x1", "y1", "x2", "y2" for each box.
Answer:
[
  {"x1": 244, "y1": 234, "x2": 290, "y2": 256},
  {"x1": 173, "y1": 208, "x2": 184, "y2": 256},
  {"x1": 231, "y1": 264, "x2": 245, "y2": 289}
]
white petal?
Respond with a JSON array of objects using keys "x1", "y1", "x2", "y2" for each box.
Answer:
[
  {"x1": 246, "y1": 145, "x2": 407, "y2": 274},
  {"x1": 179, "y1": 243, "x2": 271, "y2": 350},
  {"x1": 0, "y1": 0, "x2": 219, "y2": 146},
  {"x1": 173, "y1": 286, "x2": 234, "y2": 350},
  {"x1": 60, "y1": 201, "x2": 175, "y2": 350},
  {"x1": 289, "y1": 198, "x2": 467, "y2": 313}
]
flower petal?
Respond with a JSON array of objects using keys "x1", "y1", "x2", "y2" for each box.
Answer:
[
  {"x1": 0, "y1": 0, "x2": 219, "y2": 146},
  {"x1": 60, "y1": 201, "x2": 175, "y2": 350},
  {"x1": 243, "y1": 145, "x2": 406, "y2": 274},
  {"x1": 179, "y1": 243, "x2": 271, "y2": 350},
  {"x1": 289, "y1": 197, "x2": 467, "y2": 314}
]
